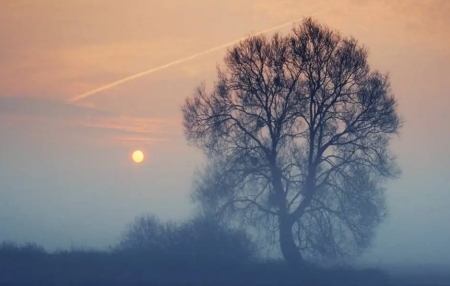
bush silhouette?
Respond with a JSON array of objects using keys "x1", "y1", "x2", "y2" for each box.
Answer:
[{"x1": 115, "y1": 213, "x2": 257, "y2": 270}]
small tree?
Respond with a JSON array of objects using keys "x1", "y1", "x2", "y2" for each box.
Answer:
[
  {"x1": 116, "y1": 214, "x2": 179, "y2": 252},
  {"x1": 116, "y1": 214, "x2": 256, "y2": 265},
  {"x1": 182, "y1": 18, "x2": 401, "y2": 268}
]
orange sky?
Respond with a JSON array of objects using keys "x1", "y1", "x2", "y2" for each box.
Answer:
[
  {"x1": 1, "y1": 0, "x2": 450, "y2": 266},
  {"x1": 1, "y1": 0, "x2": 449, "y2": 143}
]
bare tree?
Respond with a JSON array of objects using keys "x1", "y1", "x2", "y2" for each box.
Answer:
[
  {"x1": 117, "y1": 214, "x2": 179, "y2": 252},
  {"x1": 116, "y1": 213, "x2": 257, "y2": 265},
  {"x1": 182, "y1": 18, "x2": 401, "y2": 268}
]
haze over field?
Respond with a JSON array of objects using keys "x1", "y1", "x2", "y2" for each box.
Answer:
[{"x1": 1, "y1": 0, "x2": 449, "y2": 270}]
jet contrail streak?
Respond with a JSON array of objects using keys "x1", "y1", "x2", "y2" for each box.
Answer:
[{"x1": 69, "y1": 15, "x2": 318, "y2": 102}]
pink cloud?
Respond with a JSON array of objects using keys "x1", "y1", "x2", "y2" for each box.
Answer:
[{"x1": 0, "y1": 96, "x2": 174, "y2": 147}]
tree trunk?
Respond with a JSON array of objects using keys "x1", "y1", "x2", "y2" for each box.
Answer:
[
  {"x1": 269, "y1": 159, "x2": 304, "y2": 269},
  {"x1": 279, "y1": 216, "x2": 304, "y2": 269}
]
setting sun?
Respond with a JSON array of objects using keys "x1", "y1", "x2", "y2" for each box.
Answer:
[{"x1": 132, "y1": 150, "x2": 144, "y2": 163}]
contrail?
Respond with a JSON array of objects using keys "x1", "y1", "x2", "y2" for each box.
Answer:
[{"x1": 69, "y1": 15, "x2": 316, "y2": 102}]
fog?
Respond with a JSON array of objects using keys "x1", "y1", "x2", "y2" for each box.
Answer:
[{"x1": 1, "y1": 0, "x2": 449, "y2": 275}]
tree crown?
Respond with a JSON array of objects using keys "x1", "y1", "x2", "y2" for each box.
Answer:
[{"x1": 183, "y1": 18, "x2": 401, "y2": 261}]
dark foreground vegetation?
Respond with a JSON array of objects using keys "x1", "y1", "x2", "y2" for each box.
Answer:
[
  {"x1": 2, "y1": 214, "x2": 447, "y2": 286},
  {"x1": 2, "y1": 243, "x2": 449, "y2": 286},
  {"x1": 0, "y1": 216, "x2": 450, "y2": 286},
  {"x1": 0, "y1": 243, "x2": 387, "y2": 286}
]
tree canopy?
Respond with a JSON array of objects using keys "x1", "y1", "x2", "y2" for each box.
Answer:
[{"x1": 182, "y1": 18, "x2": 401, "y2": 267}]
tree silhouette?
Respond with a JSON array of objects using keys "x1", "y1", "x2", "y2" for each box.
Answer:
[
  {"x1": 116, "y1": 213, "x2": 256, "y2": 265},
  {"x1": 182, "y1": 18, "x2": 402, "y2": 268},
  {"x1": 116, "y1": 214, "x2": 179, "y2": 252}
]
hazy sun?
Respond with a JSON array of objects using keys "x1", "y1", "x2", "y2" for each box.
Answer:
[{"x1": 132, "y1": 150, "x2": 144, "y2": 163}]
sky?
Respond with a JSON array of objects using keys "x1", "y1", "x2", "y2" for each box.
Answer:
[{"x1": 1, "y1": 0, "x2": 449, "y2": 267}]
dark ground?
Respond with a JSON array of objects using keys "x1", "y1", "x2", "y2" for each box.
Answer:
[{"x1": 1, "y1": 242, "x2": 449, "y2": 286}]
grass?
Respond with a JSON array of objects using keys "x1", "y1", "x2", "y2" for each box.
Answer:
[{"x1": 0, "y1": 241, "x2": 396, "y2": 285}]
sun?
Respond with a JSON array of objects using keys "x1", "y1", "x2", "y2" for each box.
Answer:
[{"x1": 131, "y1": 150, "x2": 144, "y2": 163}]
